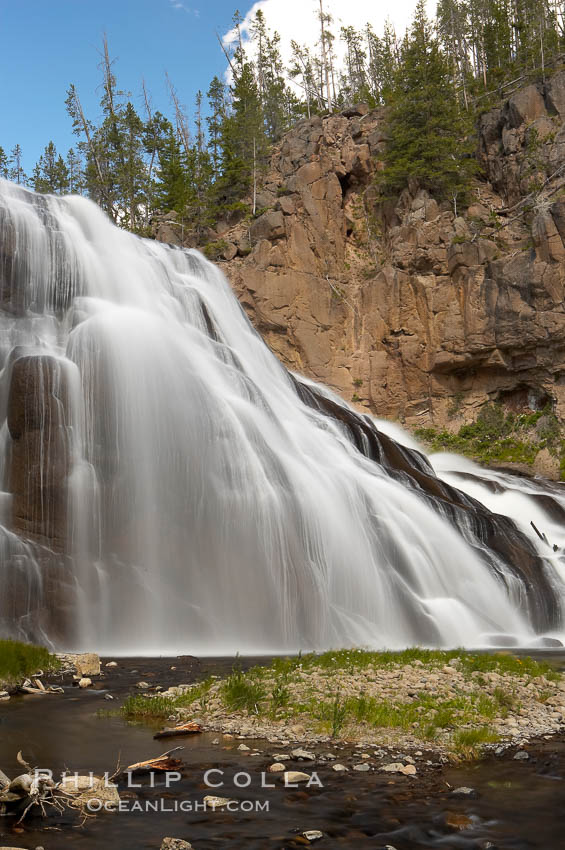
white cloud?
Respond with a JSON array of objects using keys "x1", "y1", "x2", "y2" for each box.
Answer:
[
  {"x1": 169, "y1": 0, "x2": 199, "y2": 16},
  {"x1": 222, "y1": 0, "x2": 434, "y2": 73}
]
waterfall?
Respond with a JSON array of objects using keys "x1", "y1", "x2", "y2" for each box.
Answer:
[{"x1": 0, "y1": 179, "x2": 563, "y2": 653}]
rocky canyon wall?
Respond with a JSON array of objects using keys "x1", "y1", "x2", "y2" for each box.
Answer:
[{"x1": 155, "y1": 73, "x2": 565, "y2": 442}]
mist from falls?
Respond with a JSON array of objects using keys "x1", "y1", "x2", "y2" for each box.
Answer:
[{"x1": 0, "y1": 179, "x2": 563, "y2": 653}]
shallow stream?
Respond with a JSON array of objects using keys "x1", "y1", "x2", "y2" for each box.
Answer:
[{"x1": 0, "y1": 656, "x2": 563, "y2": 849}]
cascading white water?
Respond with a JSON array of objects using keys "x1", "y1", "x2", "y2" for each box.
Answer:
[
  {"x1": 0, "y1": 179, "x2": 563, "y2": 653},
  {"x1": 431, "y1": 453, "x2": 565, "y2": 605}
]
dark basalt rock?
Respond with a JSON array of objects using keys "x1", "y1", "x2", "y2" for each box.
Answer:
[{"x1": 7, "y1": 354, "x2": 72, "y2": 547}]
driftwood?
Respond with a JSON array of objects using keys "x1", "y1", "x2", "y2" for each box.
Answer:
[
  {"x1": 0, "y1": 751, "x2": 117, "y2": 825},
  {"x1": 530, "y1": 521, "x2": 560, "y2": 552},
  {"x1": 125, "y1": 747, "x2": 184, "y2": 774},
  {"x1": 19, "y1": 678, "x2": 64, "y2": 695},
  {"x1": 153, "y1": 721, "x2": 202, "y2": 740}
]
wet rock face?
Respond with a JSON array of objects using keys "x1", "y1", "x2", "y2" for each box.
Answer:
[
  {"x1": 7, "y1": 355, "x2": 72, "y2": 546},
  {"x1": 0, "y1": 353, "x2": 76, "y2": 644}
]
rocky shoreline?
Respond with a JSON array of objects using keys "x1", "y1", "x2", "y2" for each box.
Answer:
[
  {"x1": 2, "y1": 650, "x2": 565, "y2": 848},
  {"x1": 114, "y1": 649, "x2": 565, "y2": 762}
]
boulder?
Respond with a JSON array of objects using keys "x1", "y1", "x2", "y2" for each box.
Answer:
[
  {"x1": 507, "y1": 85, "x2": 546, "y2": 127},
  {"x1": 73, "y1": 653, "x2": 101, "y2": 677},
  {"x1": 341, "y1": 103, "x2": 369, "y2": 117},
  {"x1": 532, "y1": 209, "x2": 565, "y2": 262},
  {"x1": 545, "y1": 70, "x2": 565, "y2": 117},
  {"x1": 249, "y1": 211, "x2": 285, "y2": 243}
]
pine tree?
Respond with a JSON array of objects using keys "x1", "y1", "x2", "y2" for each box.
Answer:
[
  {"x1": 341, "y1": 26, "x2": 369, "y2": 105},
  {"x1": 207, "y1": 76, "x2": 227, "y2": 179},
  {"x1": 8, "y1": 145, "x2": 26, "y2": 185},
  {"x1": 118, "y1": 101, "x2": 147, "y2": 231},
  {"x1": 191, "y1": 91, "x2": 214, "y2": 229},
  {"x1": 215, "y1": 18, "x2": 268, "y2": 211},
  {"x1": 379, "y1": 0, "x2": 476, "y2": 208},
  {"x1": 155, "y1": 120, "x2": 192, "y2": 213},
  {"x1": 67, "y1": 36, "x2": 150, "y2": 227},
  {"x1": 250, "y1": 10, "x2": 293, "y2": 139},
  {"x1": 365, "y1": 22, "x2": 398, "y2": 105},
  {"x1": 66, "y1": 147, "x2": 83, "y2": 194},
  {"x1": 32, "y1": 141, "x2": 69, "y2": 194},
  {"x1": 0, "y1": 146, "x2": 8, "y2": 179},
  {"x1": 289, "y1": 41, "x2": 321, "y2": 116}
]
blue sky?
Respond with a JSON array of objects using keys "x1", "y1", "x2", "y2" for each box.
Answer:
[
  {"x1": 0, "y1": 0, "x2": 423, "y2": 173},
  {"x1": 0, "y1": 0, "x2": 239, "y2": 170}
]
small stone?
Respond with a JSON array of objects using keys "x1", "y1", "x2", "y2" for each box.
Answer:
[
  {"x1": 238, "y1": 744, "x2": 250, "y2": 751},
  {"x1": 332, "y1": 763, "x2": 348, "y2": 772},
  {"x1": 514, "y1": 750, "x2": 530, "y2": 760},
  {"x1": 282, "y1": 771, "x2": 311, "y2": 784},
  {"x1": 450, "y1": 786, "x2": 479, "y2": 798},
  {"x1": 78, "y1": 677, "x2": 92, "y2": 689},
  {"x1": 303, "y1": 830, "x2": 323, "y2": 841},
  {"x1": 291, "y1": 748, "x2": 315, "y2": 760},
  {"x1": 160, "y1": 839, "x2": 192, "y2": 850},
  {"x1": 204, "y1": 795, "x2": 234, "y2": 809},
  {"x1": 170, "y1": 666, "x2": 177, "y2": 670},
  {"x1": 273, "y1": 753, "x2": 290, "y2": 761},
  {"x1": 0, "y1": 691, "x2": 10, "y2": 700},
  {"x1": 400, "y1": 764, "x2": 417, "y2": 776},
  {"x1": 353, "y1": 763, "x2": 370, "y2": 772},
  {"x1": 211, "y1": 738, "x2": 220, "y2": 745},
  {"x1": 380, "y1": 762, "x2": 404, "y2": 773},
  {"x1": 136, "y1": 681, "x2": 150, "y2": 689},
  {"x1": 104, "y1": 693, "x2": 114, "y2": 700},
  {"x1": 105, "y1": 661, "x2": 118, "y2": 668},
  {"x1": 268, "y1": 762, "x2": 286, "y2": 772},
  {"x1": 380, "y1": 762, "x2": 416, "y2": 775}
]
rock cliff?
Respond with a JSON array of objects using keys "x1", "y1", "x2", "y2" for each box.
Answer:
[{"x1": 156, "y1": 72, "x2": 565, "y2": 458}]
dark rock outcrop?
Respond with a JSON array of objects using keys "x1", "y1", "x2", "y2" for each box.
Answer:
[{"x1": 7, "y1": 354, "x2": 72, "y2": 546}]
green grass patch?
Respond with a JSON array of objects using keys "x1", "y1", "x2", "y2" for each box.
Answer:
[
  {"x1": 221, "y1": 669, "x2": 266, "y2": 714},
  {"x1": 451, "y1": 726, "x2": 500, "y2": 758},
  {"x1": 121, "y1": 677, "x2": 213, "y2": 720},
  {"x1": 0, "y1": 639, "x2": 59, "y2": 686},
  {"x1": 248, "y1": 648, "x2": 559, "y2": 681},
  {"x1": 299, "y1": 689, "x2": 504, "y2": 741}
]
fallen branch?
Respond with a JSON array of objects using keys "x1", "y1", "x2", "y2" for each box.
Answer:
[
  {"x1": 154, "y1": 721, "x2": 202, "y2": 740},
  {"x1": 125, "y1": 747, "x2": 184, "y2": 773}
]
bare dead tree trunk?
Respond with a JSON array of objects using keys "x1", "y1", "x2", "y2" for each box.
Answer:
[
  {"x1": 165, "y1": 72, "x2": 191, "y2": 160},
  {"x1": 318, "y1": 0, "x2": 332, "y2": 111},
  {"x1": 68, "y1": 87, "x2": 114, "y2": 217}
]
